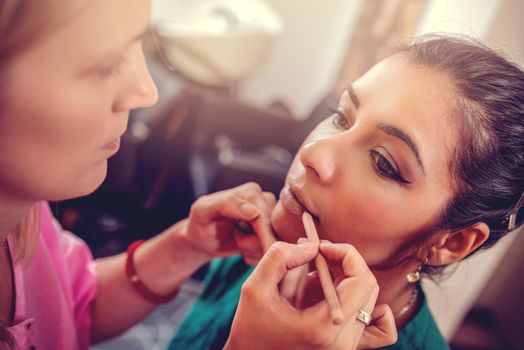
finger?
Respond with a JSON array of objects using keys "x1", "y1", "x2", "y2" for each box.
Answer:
[
  {"x1": 319, "y1": 242, "x2": 373, "y2": 279},
  {"x1": 234, "y1": 216, "x2": 276, "y2": 253},
  {"x1": 195, "y1": 182, "x2": 264, "y2": 222},
  {"x1": 305, "y1": 273, "x2": 375, "y2": 327},
  {"x1": 236, "y1": 181, "x2": 264, "y2": 194},
  {"x1": 358, "y1": 304, "x2": 398, "y2": 349},
  {"x1": 242, "y1": 191, "x2": 277, "y2": 252},
  {"x1": 191, "y1": 191, "x2": 260, "y2": 222},
  {"x1": 306, "y1": 243, "x2": 377, "y2": 323},
  {"x1": 353, "y1": 281, "x2": 379, "y2": 331},
  {"x1": 279, "y1": 265, "x2": 308, "y2": 303},
  {"x1": 262, "y1": 191, "x2": 277, "y2": 207},
  {"x1": 235, "y1": 230, "x2": 264, "y2": 260},
  {"x1": 249, "y1": 241, "x2": 318, "y2": 293},
  {"x1": 250, "y1": 215, "x2": 277, "y2": 252}
]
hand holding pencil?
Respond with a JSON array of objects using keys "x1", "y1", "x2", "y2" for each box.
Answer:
[
  {"x1": 302, "y1": 211, "x2": 345, "y2": 324},
  {"x1": 227, "y1": 226, "x2": 398, "y2": 349}
]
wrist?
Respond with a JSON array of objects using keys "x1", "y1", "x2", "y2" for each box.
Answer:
[
  {"x1": 126, "y1": 240, "x2": 179, "y2": 304},
  {"x1": 168, "y1": 219, "x2": 212, "y2": 266},
  {"x1": 130, "y1": 220, "x2": 210, "y2": 298}
]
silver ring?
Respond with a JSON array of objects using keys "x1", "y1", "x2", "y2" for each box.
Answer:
[{"x1": 356, "y1": 309, "x2": 372, "y2": 326}]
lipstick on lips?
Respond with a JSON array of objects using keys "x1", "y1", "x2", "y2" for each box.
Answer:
[
  {"x1": 279, "y1": 186, "x2": 305, "y2": 215},
  {"x1": 279, "y1": 185, "x2": 319, "y2": 222}
]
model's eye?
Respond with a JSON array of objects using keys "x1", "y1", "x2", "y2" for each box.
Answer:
[
  {"x1": 370, "y1": 149, "x2": 410, "y2": 185},
  {"x1": 329, "y1": 108, "x2": 352, "y2": 130}
]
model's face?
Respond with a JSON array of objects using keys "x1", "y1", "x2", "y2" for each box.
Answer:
[
  {"x1": 272, "y1": 55, "x2": 458, "y2": 266},
  {"x1": 0, "y1": 0, "x2": 157, "y2": 201}
]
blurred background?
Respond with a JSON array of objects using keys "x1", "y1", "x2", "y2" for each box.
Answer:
[{"x1": 53, "y1": 0, "x2": 523, "y2": 349}]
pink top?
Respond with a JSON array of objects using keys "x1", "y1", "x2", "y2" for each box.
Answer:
[{"x1": 7, "y1": 202, "x2": 98, "y2": 349}]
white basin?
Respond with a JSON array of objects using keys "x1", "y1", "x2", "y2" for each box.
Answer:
[{"x1": 152, "y1": 0, "x2": 282, "y2": 87}]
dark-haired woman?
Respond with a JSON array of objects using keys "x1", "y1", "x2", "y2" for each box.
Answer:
[{"x1": 170, "y1": 35, "x2": 524, "y2": 350}]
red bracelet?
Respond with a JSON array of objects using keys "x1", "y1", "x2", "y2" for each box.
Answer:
[{"x1": 125, "y1": 240, "x2": 179, "y2": 304}]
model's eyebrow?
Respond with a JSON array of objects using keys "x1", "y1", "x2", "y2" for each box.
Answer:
[
  {"x1": 347, "y1": 85, "x2": 360, "y2": 109},
  {"x1": 346, "y1": 84, "x2": 424, "y2": 174},
  {"x1": 377, "y1": 123, "x2": 425, "y2": 174}
]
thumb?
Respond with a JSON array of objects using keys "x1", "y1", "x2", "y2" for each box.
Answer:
[
  {"x1": 249, "y1": 240, "x2": 318, "y2": 292},
  {"x1": 358, "y1": 304, "x2": 398, "y2": 349}
]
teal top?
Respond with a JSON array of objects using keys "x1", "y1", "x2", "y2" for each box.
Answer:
[{"x1": 168, "y1": 256, "x2": 450, "y2": 350}]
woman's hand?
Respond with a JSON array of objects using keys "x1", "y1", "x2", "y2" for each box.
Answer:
[
  {"x1": 319, "y1": 242, "x2": 398, "y2": 350},
  {"x1": 225, "y1": 240, "x2": 397, "y2": 350},
  {"x1": 183, "y1": 182, "x2": 277, "y2": 264}
]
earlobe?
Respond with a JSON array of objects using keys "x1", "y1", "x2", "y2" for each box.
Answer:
[{"x1": 428, "y1": 223, "x2": 490, "y2": 266}]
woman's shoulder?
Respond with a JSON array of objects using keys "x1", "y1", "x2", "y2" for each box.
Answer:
[{"x1": 381, "y1": 288, "x2": 450, "y2": 350}]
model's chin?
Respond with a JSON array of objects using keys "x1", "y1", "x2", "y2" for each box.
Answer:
[{"x1": 271, "y1": 201, "x2": 305, "y2": 244}]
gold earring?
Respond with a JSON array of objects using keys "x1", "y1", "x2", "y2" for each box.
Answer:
[{"x1": 406, "y1": 258, "x2": 428, "y2": 283}]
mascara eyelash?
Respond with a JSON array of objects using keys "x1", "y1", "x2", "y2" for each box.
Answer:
[
  {"x1": 371, "y1": 150, "x2": 411, "y2": 184},
  {"x1": 328, "y1": 107, "x2": 351, "y2": 129},
  {"x1": 326, "y1": 108, "x2": 410, "y2": 185}
]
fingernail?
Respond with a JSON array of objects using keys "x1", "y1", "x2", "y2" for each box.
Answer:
[
  {"x1": 306, "y1": 270, "x2": 318, "y2": 277},
  {"x1": 240, "y1": 203, "x2": 258, "y2": 217},
  {"x1": 298, "y1": 241, "x2": 316, "y2": 251},
  {"x1": 297, "y1": 237, "x2": 308, "y2": 244}
]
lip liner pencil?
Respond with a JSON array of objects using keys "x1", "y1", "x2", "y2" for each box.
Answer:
[{"x1": 302, "y1": 211, "x2": 344, "y2": 325}]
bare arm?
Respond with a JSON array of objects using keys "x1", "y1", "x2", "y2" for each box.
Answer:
[
  {"x1": 90, "y1": 219, "x2": 209, "y2": 343},
  {"x1": 89, "y1": 182, "x2": 275, "y2": 344}
]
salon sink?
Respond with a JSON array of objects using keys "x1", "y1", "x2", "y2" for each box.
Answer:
[{"x1": 152, "y1": 0, "x2": 282, "y2": 87}]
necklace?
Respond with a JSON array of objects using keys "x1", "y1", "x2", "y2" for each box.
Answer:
[{"x1": 394, "y1": 287, "x2": 419, "y2": 320}]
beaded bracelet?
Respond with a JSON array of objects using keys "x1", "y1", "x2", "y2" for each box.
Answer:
[{"x1": 125, "y1": 240, "x2": 179, "y2": 304}]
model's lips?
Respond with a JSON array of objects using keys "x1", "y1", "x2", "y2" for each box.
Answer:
[{"x1": 279, "y1": 185, "x2": 319, "y2": 221}]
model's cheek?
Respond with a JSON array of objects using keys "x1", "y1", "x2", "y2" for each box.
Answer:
[{"x1": 315, "y1": 192, "x2": 384, "y2": 243}]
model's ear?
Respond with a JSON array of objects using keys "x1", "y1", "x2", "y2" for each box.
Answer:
[{"x1": 428, "y1": 223, "x2": 490, "y2": 266}]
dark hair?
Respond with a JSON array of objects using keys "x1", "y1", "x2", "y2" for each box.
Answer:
[{"x1": 398, "y1": 34, "x2": 524, "y2": 256}]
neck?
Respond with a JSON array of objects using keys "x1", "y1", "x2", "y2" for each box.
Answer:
[
  {"x1": 372, "y1": 262, "x2": 421, "y2": 328},
  {"x1": 0, "y1": 189, "x2": 36, "y2": 242},
  {"x1": 292, "y1": 259, "x2": 422, "y2": 329}
]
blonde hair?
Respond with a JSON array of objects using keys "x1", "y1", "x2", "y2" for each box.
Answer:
[
  {"x1": 0, "y1": 206, "x2": 39, "y2": 350},
  {"x1": 12, "y1": 205, "x2": 40, "y2": 263},
  {"x1": 0, "y1": 0, "x2": 68, "y2": 65},
  {"x1": 1, "y1": 0, "x2": 46, "y2": 260},
  {"x1": 1, "y1": 1, "x2": 54, "y2": 347},
  {"x1": 1, "y1": 1, "x2": 43, "y2": 63}
]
